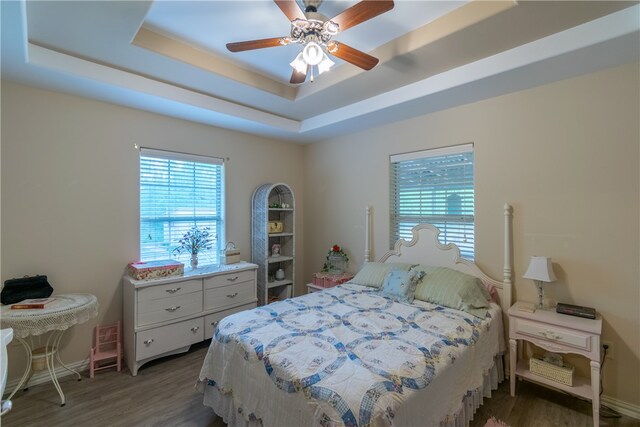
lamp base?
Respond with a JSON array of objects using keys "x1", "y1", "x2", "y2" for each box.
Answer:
[{"x1": 536, "y1": 281, "x2": 550, "y2": 310}]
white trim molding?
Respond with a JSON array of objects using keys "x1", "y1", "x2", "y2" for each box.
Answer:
[
  {"x1": 602, "y1": 395, "x2": 640, "y2": 420},
  {"x1": 4, "y1": 358, "x2": 89, "y2": 397}
]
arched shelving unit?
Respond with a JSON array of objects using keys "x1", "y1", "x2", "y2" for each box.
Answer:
[{"x1": 252, "y1": 183, "x2": 295, "y2": 305}]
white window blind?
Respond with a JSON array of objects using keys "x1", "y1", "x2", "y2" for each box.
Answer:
[
  {"x1": 139, "y1": 149, "x2": 225, "y2": 265},
  {"x1": 390, "y1": 144, "x2": 474, "y2": 259}
]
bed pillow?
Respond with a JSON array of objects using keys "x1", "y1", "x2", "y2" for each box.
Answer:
[
  {"x1": 412, "y1": 265, "x2": 491, "y2": 318},
  {"x1": 350, "y1": 262, "x2": 413, "y2": 288},
  {"x1": 380, "y1": 269, "x2": 425, "y2": 303}
]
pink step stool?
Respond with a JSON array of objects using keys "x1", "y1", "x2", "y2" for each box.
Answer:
[{"x1": 89, "y1": 321, "x2": 121, "y2": 378}]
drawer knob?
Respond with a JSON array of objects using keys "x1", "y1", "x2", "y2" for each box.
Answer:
[
  {"x1": 211, "y1": 320, "x2": 219, "y2": 327},
  {"x1": 165, "y1": 287, "x2": 181, "y2": 294},
  {"x1": 227, "y1": 276, "x2": 239, "y2": 282},
  {"x1": 191, "y1": 326, "x2": 200, "y2": 333},
  {"x1": 226, "y1": 292, "x2": 238, "y2": 298},
  {"x1": 144, "y1": 339, "x2": 154, "y2": 345},
  {"x1": 165, "y1": 306, "x2": 181, "y2": 312}
]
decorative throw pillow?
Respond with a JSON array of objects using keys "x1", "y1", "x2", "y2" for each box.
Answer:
[
  {"x1": 350, "y1": 262, "x2": 413, "y2": 288},
  {"x1": 381, "y1": 269, "x2": 425, "y2": 303},
  {"x1": 411, "y1": 265, "x2": 491, "y2": 318}
]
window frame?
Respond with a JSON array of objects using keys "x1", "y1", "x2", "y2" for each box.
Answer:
[
  {"x1": 389, "y1": 143, "x2": 475, "y2": 259},
  {"x1": 138, "y1": 148, "x2": 225, "y2": 266}
]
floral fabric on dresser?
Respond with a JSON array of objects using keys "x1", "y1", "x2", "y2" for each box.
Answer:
[{"x1": 199, "y1": 283, "x2": 500, "y2": 427}]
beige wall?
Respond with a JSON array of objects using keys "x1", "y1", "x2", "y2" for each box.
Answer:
[
  {"x1": 303, "y1": 62, "x2": 640, "y2": 405},
  {"x1": 2, "y1": 62, "x2": 638, "y2": 407},
  {"x1": 0, "y1": 81, "x2": 305, "y2": 381}
]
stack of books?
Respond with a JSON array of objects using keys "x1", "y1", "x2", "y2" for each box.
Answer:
[{"x1": 10, "y1": 297, "x2": 56, "y2": 309}]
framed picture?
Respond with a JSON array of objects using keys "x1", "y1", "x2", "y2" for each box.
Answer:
[{"x1": 271, "y1": 244, "x2": 281, "y2": 257}]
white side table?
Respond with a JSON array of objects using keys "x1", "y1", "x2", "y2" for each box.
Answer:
[
  {"x1": 306, "y1": 283, "x2": 324, "y2": 293},
  {"x1": 508, "y1": 302, "x2": 602, "y2": 426},
  {"x1": 1, "y1": 294, "x2": 98, "y2": 406}
]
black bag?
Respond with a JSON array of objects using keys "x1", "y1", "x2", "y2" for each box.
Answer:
[{"x1": 1, "y1": 275, "x2": 54, "y2": 305}]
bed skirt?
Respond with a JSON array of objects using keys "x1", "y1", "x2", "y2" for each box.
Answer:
[{"x1": 201, "y1": 354, "x2": 504, "y2": 427}]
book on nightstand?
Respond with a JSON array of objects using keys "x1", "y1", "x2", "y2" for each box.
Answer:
[
  {"x1": 556, "y1": 302, "x2": 596, "y2": 319},
  {"x1": 517, "y1": 302, "x2": 536, "y2": 313}
]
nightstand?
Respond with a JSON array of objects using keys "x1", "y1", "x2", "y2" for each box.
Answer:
[
  {"x1": 306, "y1": 283, "x2": 324, "y2": 293},
  {"x1": 509, "y1": 302, "x2": 603, "y2": 427},
  {"x1": 308, "y1": 273, "x2": 355, "y2": 294}
]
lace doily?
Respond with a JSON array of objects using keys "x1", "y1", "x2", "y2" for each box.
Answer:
[{"x1": 0, "y1": 294, "x2": 98, "y2": 338}]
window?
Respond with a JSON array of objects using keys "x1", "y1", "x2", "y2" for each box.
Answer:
[
  {"x1": 390, "y1": 144, "x2": 474, "y2": 259},
  {"x1": 139, "y1": 148, "x2": 225, "y2": 266}
]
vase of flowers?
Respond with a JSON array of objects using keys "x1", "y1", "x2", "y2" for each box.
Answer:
[
  {"x1": 173, "y1": 226, "x2": 215, "y2": 269},
  {"x1": 323, "y1": 244, "x2": 349, "y2": 274}
]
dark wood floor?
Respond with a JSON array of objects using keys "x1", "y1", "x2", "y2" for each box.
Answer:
[{"x1": 3, "y1": 341, "x2": 638, "y2": 427}]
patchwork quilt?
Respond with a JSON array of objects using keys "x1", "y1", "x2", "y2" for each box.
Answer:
[{"x1": 198, "y1": 283, "x2": 501, "y2": 427}]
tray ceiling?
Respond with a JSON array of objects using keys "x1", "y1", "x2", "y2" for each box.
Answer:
[{"x1": 2, "y1": 1, "x2": 639, "y2": 142}]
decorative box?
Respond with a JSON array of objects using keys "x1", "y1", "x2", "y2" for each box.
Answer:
[
  {"x1": 268, "y1": 221, "x2": 283, "y2": 234},
  {"x1": 312, "y1": 272, "x2": 355, "y2": 288},
  {"x1": 127, "y1": 260, "x2": 184, "y2": 281},
  {"x1": 224, "y1": 242, "x2": 241, "y2": 265},
  {"x1": 529, "y1": 356, "x2": 574, "y2": 386}
]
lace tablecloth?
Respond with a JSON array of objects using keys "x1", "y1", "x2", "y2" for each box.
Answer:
[{"x1": 0, "y1": 294, "x2": 98, "y2": 338}]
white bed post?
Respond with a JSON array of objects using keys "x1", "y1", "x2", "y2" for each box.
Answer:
[
  {"x1": 503, "y1": 204, "x2": 513, "y2": 308},
  {"x1": 364, "y1": 205, "x2": 371, "y2": 263},
  {"x1": 503, "y1": 203, "x2": 513, "y2": 379}
]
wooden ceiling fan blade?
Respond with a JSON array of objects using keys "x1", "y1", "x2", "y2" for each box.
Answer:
[
  {"x1": 274, "y1": 0, "x2": 306, "y2": 22},
  {"x1": 330, "y1": 0, "x2": 394, "y2": 32},
  {"x1": 290, "y1": 65, "x2": 308, "y2": 84},
  {"x1": 328, "y1": 42, "x2": 379, "y2": 70},
  {"x1": 226, "y1": 37, "x2": 289, "y2": 52}
]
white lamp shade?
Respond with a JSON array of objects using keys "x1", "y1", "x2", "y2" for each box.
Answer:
[
  {"x1": 523, "y1": 256, "x2": 557, "y2": 282},
  {"x1": 317, "y1": 54, "x2": 335, "y2": 74},
  {"x1": 302, "y1": 42, "x2": 324, "y2": 65},
  {"x1": 289, "y1": 52, "x2": 307, "y2": 74}
]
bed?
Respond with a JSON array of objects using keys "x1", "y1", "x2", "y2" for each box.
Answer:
[{"x1": 198, "y1": 205, "x2": 514, "y2": 427}]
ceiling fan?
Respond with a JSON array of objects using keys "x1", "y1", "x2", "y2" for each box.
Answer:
[{"x1": 226, "y1": 0, "x2": 394, "y2": 84}]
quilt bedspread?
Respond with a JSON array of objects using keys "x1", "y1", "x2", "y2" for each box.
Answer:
[{"x1": 198, "y1": 283, "x2": 501, "y2": 427}]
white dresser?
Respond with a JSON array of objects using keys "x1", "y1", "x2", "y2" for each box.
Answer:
[{"x1": 123, "y1": 262, "x2": 258, "y2": 376}]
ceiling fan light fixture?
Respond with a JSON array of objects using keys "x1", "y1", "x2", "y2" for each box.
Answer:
[
  {"x1": 317, "y1": 54, "x2": 334, "y2": 75},
  {"x1": 289, "y1": 52, "x2": 307, "y2": 74},
  {"x1": 322, "y1": 20, "x2": 339, "y2": 35},
  {"x1": 302, "y1": 41, "x2": 324, "y2": 66},
  {"x1": 228, "y1": 0, "x2": 393, "y2": 84}
]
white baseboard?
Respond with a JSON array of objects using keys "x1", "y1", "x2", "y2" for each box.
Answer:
[
  {"x1": 602, "y1": 394, "x2": 640, "y2": 420},
  {"x1": 4, "y1": 358, "x2": 89, "y2": 398}
]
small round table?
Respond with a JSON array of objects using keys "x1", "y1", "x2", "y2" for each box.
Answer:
[{"x1": 1, "y1": 294, "x2": 98, "y2": 406}]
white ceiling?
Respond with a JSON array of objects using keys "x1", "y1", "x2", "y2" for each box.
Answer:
[{"x1": 1, "y1": 1, "x2": 639, "y2": 143}]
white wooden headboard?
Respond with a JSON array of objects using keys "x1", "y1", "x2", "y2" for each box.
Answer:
[{"x1": 364, "y1": 204, "x2": 513, "y2": 315}]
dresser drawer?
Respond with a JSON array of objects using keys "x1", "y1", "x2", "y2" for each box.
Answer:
[
  {"x1": 138, "y1": 279, "x2": 201, "y2": 302},
  {"x1": 204, "y1": 280, "x2": 255, "y2": 311},
  {"x1": 138, "y1": 291, "x2": 202, "y2": 326},
  {"x1": 204, "y1": 270, "x2": 254, "y2": 289},
  {"x1": 204, "y1": 302, "x2": 257, "y2": 339},
  {"x1": 136, "y1": 317, "x2": 204, "y2": 361},
  {"x1": 513, "y1": 317, "x2": 592, "y2": 351}
]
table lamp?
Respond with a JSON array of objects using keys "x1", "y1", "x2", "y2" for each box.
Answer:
[{"x1": 523, "y1": 256, "x2": 557, "y2": 309}]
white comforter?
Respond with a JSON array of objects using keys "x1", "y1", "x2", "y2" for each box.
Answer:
[{"x1": 198, "y1": 283, "x2": 502, "y2": 427}]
